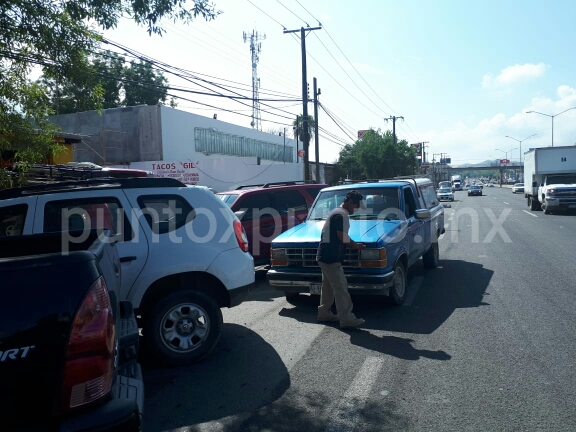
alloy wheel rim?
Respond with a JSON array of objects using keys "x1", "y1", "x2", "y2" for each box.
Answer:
[{"x1": 160, "y1": 303, "x2": 210, "y2": 353}]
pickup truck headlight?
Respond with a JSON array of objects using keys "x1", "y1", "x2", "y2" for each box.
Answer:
[
  {"x1": 271, "y1": 248, "x2": 287, "y2": 266},
  {"x1": 360, "y1": 248, "x2": 387, "y2": 267},
  {"x1": 546, "y1": 189, "x2": 555, "y2": 196}
]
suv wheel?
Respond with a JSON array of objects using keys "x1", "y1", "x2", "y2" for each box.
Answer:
[
  {"x1": 389, "y1": 261, "x2": 407, "y2": 305},
  {"x1": 146, "y1": 290, "x2": 223, "y2": 366}
]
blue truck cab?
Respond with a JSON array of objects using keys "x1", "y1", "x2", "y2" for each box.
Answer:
[{"x1": 266, "y1": 178, "x2": 445, "y2": 304}]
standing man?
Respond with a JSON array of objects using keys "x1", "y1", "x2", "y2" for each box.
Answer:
[{"x1": 316, "y1": 190, "x2": 366, "y2": 328}]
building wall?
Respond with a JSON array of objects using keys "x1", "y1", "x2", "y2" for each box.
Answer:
[
  {"x1": 49, "y1": 106, "x2": 162, "y2": 164},
  {"x1": 160, "y1": 106, "x2": 296, "y2": 163},
  {"x1": 124, "y1": 157, "x2": 304, "y2": 192}
]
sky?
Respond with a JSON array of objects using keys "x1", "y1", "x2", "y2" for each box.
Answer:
[{"x1": 102, "y1": 0, "x2": 576, "y2": 167}]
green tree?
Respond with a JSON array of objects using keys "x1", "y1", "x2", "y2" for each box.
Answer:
[
  {"x1": 123, "y1": 60, "x2": 169, "y2": 107},
  {"x1": 1, "y1": 0, "x2": 219, "y2": 172},
  {"x1": 334, "y1": 129, "x2": 417, "y2": 181},
  {"x1": 292, "y1": 114, "x2": 315, "y2": 142}
]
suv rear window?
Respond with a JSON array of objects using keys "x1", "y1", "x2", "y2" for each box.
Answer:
[
  {"x1": 217, "y1": 193, "x2": 240, "y2": 207},
  {"x1": 0, "y1": 204, "x2": 27, "y2": 237},
  {"x1": 138, "y1": 195, "x2": 195, "y2": 235}
]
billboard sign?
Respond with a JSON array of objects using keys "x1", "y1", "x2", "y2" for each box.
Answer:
[{"x1": 500, "y1": 159, "x2": 510, "y2": 164}]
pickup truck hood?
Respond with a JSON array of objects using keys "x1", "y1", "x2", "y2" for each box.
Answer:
[{"x1": 272, "y1": 219, "x2": 404, "y2": 245}]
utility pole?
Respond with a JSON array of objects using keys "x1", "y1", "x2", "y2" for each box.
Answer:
[
  {"x1": 384, "y1": 115, "x2": 404, "y2": 146},
  {"x1": 420, "y1": 141, "x2": 429, "y2": 164},
  {"x1": 294, "y1": 115, "x2": 299, "y2": 164},
  {"x1": 284, "y1": 25, "x2": 322, "y2": 181},
  {"x1": 313, "y1": 77, "x2": 320, "y2": 183},
  {"x1": 283, "y1": 127, "x2": 286, "y2": 164},
  {"x1": 243, "y1": 30, "x2": 266, "y2": 130}
]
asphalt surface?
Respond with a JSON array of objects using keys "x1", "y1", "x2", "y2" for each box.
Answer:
[{"x1": 142, "y1": 185, "x2": 576, "y2": 432}]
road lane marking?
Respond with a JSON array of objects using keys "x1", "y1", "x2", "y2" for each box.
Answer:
[
  {"x1": 522, "y1": 210, "x2": 538, "y2": 218},
  {"x1": 503, "y1": 202, "x2": 509, "y2": 204},
  {"x1": 444, "y1": 223, "x2": 450, "y2": 229},
  {"x1": 404, "y1": 276, "x2": 424, "y2": 306},
  {"x1": 326, "y1": 357, "x2": 384, "y2": 432}
]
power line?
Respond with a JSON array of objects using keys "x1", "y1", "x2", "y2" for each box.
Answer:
[
  {"x1": 319, "y1": 102, "x2": 356, "y2": 142},
  {"x1": 275, "y1": 0, "x2": 309, "y2": 26},
  {"x1": 246, "y1": 0, "x2": 287, "y2": 30}
]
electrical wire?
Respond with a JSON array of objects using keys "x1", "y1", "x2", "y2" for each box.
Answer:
[
  {"x1": 275, "y1": 0, "x2": 309, "y2": 26},
  {"x1": 246, "y1": 0, "x2": 287, "y2": 30}
]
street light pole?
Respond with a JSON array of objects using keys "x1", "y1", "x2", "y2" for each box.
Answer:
[
  {"x1": 504, "y1": 134, "x2": 536, "y2": 164},
  {"x1": 526, "y1": 107, "x2": 576, "y2": 147}
]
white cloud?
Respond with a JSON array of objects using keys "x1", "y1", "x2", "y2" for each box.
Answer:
[
  {"x1": 482, "y1": 63, "x2": 546, "y2": 88},
  {"x1": 422, "y1": 85, "x2": 576, "y2": 166}
]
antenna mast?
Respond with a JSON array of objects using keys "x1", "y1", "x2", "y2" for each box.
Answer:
[{"x1": 243, "y1": 29, "x2": 266, "y2": 130}]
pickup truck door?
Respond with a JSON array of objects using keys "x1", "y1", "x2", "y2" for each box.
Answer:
[
  {"x1": 32, "y1": 190, "x2": 149, "y2": 300},
  {"x1": 402, "y1": 186, "x2": 425, "y2": 265},
  {"x1": 0, "y1": 197, "x2": 37, "y2": 236}
]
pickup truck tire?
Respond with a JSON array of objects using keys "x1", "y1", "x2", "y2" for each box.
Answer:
[
  {"x1": 529, "y1": 196, "x2": 541, "y2": 211},
  {"x1": 422, "y1": 242, "x2": 439, "y2": 269},
  {"x1": 389, "y1": 261, "x2": 407, "y2": 305},
  {"x1": 146, "y1": 291, "x2": 223, "y2": 366}
]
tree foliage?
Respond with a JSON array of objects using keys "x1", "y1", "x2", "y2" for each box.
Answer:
[
  {"x1": 1, "y1": 0, "x2": 219, "y2": 168},
  {"x1": 334, "y1": 129, "x2": 418, "y2": 181},
  {"x1": 41, "y1": 51, "x2": 170, "y2": 114},
  {"x1": 293, "y1": 114, "x2": 315, "y2": 142}
]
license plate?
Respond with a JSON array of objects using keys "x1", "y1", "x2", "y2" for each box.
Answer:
[{"x1": 309, "y1": 283, "x2": 322, "y2": 295}]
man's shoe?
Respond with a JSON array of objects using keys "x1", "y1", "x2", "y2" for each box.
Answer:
[
  {"x1": 340, "y1": 318, "x2": 365, "y2": 328},
  {"x1": 317, "y1": 314, "x2": 340, "y2": 322}
]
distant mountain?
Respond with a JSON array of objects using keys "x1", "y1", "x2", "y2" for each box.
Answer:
[{"x1": 454, "y1": 160, "x2": 497, "y2": 168}]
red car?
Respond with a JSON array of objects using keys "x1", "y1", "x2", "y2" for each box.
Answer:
[{"x1": 217, "y1": 182, "x2": 327, "y2": 266}]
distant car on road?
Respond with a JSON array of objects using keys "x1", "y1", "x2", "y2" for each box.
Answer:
[
  {"x1": 437, "y1": 187, "x2": 454, "y2": 201},
  {"x1": 468, "y1": 185, "x2": 483, "y2": 196},
  {"x1": 512, "y1": 183, "x2": 524, "y2": 193},
  {"x1": 488, "y1": 183, "x2": 494, "y2": 187}
]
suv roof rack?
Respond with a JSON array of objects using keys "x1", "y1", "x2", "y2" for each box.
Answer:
[
  {"x1": 0, "y1": 177, "x2": 185, "y2": 200},
  {"x1": 235, "y1": 180, "x2": 320, "y2": 190}
]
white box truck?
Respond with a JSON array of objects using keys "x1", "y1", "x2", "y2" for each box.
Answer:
[{"x1": 524, "y1": 146, "x2": 576, "y2": 214}]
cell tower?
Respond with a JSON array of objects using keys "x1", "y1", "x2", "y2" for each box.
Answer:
[{"x1": 243, "y1": 30, "x2": 266, "y2": 130}]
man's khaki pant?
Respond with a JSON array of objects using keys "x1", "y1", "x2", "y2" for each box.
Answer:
[{"x1": 318, "y1": 262, "x2": 357, "y2": 322}]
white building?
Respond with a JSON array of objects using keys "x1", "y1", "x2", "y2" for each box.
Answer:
[{"x1": 49, "y1": 105, "x2": 308, "y2": 191}]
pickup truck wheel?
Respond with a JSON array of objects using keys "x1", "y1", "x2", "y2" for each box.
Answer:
[
  {"x1": 146, "y1": 291, "x2": 223, "y2": 366},
  {"x1": 529, "y1": 197, "x2": 540, "y2": 211},
  {"x1": 422, "y1": 242, "x2": 439, "y2": 269},
  {"x1": 389, "y1": 262, "x2": 407, "y2": 305},
  {"x1": 543, "y1": 203, "x2": 551, "y2": 214}
]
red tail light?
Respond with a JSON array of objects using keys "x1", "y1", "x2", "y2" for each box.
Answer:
[
  {"x1": 60, "y1": 276, "x2": 115, "y2": 412},
  {"x1": 233, "y1": 219, "x2": 249, "y2": 252}
]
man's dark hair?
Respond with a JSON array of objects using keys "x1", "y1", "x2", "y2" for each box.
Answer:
[{"x1": 345, "y1": 190, "x2": 363, "y2": 205}]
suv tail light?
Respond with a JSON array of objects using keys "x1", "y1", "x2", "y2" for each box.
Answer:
[
  {"x1": 234, "y1": 219, "x2": 249, "y2": 252},
  {"x1": 60, "y1": 276, "x2": 115, "y2": 412}
]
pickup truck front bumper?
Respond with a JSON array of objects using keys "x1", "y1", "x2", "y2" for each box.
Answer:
[
  {"x1": 267, "y1": 269, "x2": 396, "y2": 296},
  {"x1": 545, "y1": 196, "x2": 576, "y2": 209}
]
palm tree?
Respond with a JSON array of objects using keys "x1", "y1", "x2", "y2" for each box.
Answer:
[{"x1": 292, "y1": 114, "x2": 315, "y2": 142}]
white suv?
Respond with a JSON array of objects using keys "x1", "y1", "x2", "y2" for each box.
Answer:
[{"x1": 0, "y1": 177, "x2": 254, "y2": 365}]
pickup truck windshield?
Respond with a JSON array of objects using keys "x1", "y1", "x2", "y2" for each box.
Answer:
[
  {"x1": 547, "y1": 175, "x2": 576, "y2": 185},
  {"x1": 308, "y1": 188, "x2": 400, "y2": 221}
]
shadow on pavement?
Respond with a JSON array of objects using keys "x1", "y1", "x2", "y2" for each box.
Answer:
[
  {"x1": 223, "y1": 388, "x2": 409, "y2": 432},
  {"x1": 278, "y1": 259, "x2": 492, "y2": 337},
  {"x1": 347, "y1": 333, "x2": 452, "y2": 361},
  {"x1": 142, "y1": 323, "x2": 290, "y2": 431}
]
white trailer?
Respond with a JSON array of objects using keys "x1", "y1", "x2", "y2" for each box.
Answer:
[{"x1": 524, "y1": 146, "x2": 576, "y2": 214}]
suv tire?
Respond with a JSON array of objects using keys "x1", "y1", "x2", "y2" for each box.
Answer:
[
  {"x1": 145, "y1": 290, "x2": 223, "y2": 366},
  {"x1": 422, "y1": 242, "x2": 439, "y2": 269}
]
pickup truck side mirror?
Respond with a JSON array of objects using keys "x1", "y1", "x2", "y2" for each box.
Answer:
[{"x1": 414, "y1": 209, "x2": 431, "y2": 220}]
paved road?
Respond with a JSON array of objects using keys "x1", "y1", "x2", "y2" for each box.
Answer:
[{"x1": 143, "y1": 186, "x2": 576, "y2": 432}]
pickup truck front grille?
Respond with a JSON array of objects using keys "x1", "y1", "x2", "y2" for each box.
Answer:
[
  {"x1": 552, "y1": 189, "x2": 576, "y2": 197},
  {"x1": 285, "y1": 248, "x2": 360, "y2": 268}
]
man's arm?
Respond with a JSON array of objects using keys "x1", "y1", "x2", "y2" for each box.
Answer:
[{"x1": 336, "y1": 231, "x2": 365, "y2": 249}]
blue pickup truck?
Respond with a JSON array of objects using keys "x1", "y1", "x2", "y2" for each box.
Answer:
[{"x1": 266, "y1": 178, "x2": 445, "y2": 304}]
